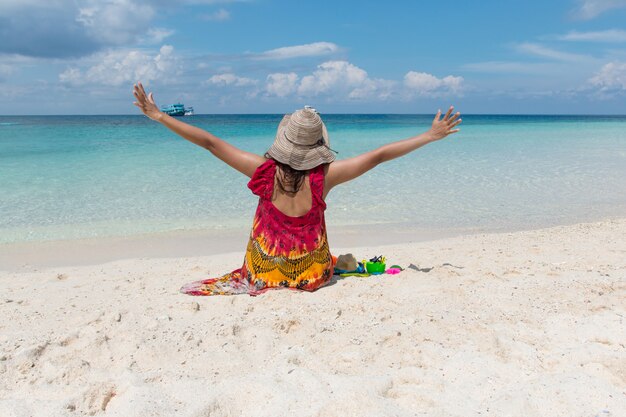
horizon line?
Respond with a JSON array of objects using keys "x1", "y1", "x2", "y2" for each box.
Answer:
[{"x1": 2, "y1": 113, "x2": 626, "y2": 117}]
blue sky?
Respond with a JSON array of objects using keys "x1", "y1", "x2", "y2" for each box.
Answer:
[{"x1": 1, "y1": 0, "x2": 626, "y2": 114}]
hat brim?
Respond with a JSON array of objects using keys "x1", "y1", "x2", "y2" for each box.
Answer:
[{"x1": 266, "y1": 115, "x2": 336, "y2": 170}]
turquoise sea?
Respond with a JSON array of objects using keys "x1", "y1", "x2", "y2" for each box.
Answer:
[{"x1": 1, "y1": 114, "x2": 625, "y2": 244}]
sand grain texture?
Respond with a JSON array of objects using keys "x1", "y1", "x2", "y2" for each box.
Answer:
[{"x1": 1, "y1": 220, "x2": 625, "y2": 416}]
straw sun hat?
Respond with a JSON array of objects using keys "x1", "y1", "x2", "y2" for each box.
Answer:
[{"x1": 266, "y1": 107, "x2": 337, "y2": 170}]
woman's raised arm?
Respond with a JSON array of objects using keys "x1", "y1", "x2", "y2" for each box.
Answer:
[
  {"x1": 325, "y1": 107, "x2": 461, "y2": 192},
  {"x1": 133, "y1": 82, "x2": 265, "y2": 178}
]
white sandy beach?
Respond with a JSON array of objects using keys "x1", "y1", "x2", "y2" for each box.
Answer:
[{"x1": 0, "y1": 219, "x2": 624, "y2": 417}]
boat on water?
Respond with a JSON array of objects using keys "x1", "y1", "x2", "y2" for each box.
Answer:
[{"x1": 160, "y1": 103, "x2": 194, "y2": 116}]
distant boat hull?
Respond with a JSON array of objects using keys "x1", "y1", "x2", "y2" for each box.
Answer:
[{"x1": 160, "y1": 103, "x2": 193, "y2": 117}]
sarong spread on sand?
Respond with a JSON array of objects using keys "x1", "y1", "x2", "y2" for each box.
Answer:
[{"x1": 180, "y1": 159, "x2": 334, "y2": 296}]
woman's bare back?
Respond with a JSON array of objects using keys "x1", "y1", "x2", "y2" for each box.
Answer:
[{"x1": 270, "y1": 167, "x2": 314, "y2": 217}]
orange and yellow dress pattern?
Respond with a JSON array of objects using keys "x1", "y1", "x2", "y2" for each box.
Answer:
[{"x1": 180, "y1": 159, "x2": 334, "y2": 296}]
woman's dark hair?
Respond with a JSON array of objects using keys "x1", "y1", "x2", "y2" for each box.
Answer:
[{"x1": 264, "y1": 153, "x2": 308, "y2": 195}]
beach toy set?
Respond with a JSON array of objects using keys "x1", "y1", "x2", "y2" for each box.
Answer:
[{"x1": 333, "y1": 253, "x2": 404, "y2": 277}]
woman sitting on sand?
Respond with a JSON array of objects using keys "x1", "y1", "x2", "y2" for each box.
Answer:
[{"x1": 133, "y1": 82, "x2": 461, "y2": 296}]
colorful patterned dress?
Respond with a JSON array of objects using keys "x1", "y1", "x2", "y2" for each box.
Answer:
[{"x1": 180, "y1": 159, "x2": 334, "y2": 296}]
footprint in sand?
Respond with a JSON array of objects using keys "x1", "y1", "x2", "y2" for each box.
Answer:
[
  {"x1": 58, "y1": 331, "x2": 80, "y2": 347},
  {"x1": 15, "y1": 342, "x2": 49, "y2": 374},
  {"x1": 192, "y1": 400, "x2": 236, "y2": 417},
  {"x1": 380, "y1": 371, "x2": 436, "y2": 408},
  {"x1": 71, "y1": 383, "x2": 117, "y2": 415},
  {"x1": 274, "y1": 319, "x2": 300, "y2": 334}
]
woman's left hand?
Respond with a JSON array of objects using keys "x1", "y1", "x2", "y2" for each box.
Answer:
[
  {"x1": 428, "y1": 106, "x2": 462, "y2": 141},
  {"x1": 133, "y1": 82, "x2": 164, "y2": 122}
]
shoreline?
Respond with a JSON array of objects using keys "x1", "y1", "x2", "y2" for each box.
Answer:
[
  {"x1": 2, "y1": 215, "x2": 625, "y2": 271},
  {"x1": 1, "y1": 217, "x2": 624, "y2": 416}
]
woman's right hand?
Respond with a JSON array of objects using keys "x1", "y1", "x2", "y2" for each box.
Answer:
[
  {"x1": 428, "y1": 106, "x2": 462, "y2": 141},
  {"x1": 133, "y1": 82, "x2": 164, "y2": 122}
]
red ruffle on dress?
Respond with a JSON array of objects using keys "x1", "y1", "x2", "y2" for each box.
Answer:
[{"x1": 180, "y1": 159, "x2": 334, "y2": 296}]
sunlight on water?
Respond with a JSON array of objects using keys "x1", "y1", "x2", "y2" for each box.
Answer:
[{"x1": 1, "y1": 115, "x2": 625, "y2": 243}]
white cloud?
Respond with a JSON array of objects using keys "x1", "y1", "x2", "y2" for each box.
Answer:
[
  {"x1": 349, "y1": 79, "x2": 396, "y2": 100},
  {"x1": 77, "y1": 0, "x2": 155, "y2": 45},
  {"x1": 58, "y1": 67, "x2": 82, "y2": 85},
  {"x1": 201, "y1": 8, "x2": 231, "y2": 21},
  {"x1": 257, "y1": 42, "x2": 340, "y2": 60},
  {"x1": 265, "y1": 73, "x2": 299, "y2": 97},
  {"x1": 403, "y1": 72, "x2": 463, "y2": 96},
  {"x1": 265, "y1": 61, "x2": 446, "y2": 101},
  {"x1": 298, "y1": 61, "x2": 368, "y2": 96},
  {"x1": 0, "y1": 0, "x2": 66, "y2": 13},
  {"x1": 143, "y1": 27, "x2": 175, "y2": 44},
  {"x1": 0, "y1": 0, "x2": 95, "y2": 57},
  {"x1": 0, "y1": 0, "x2": 161, "y2": 57},
  {"x1": 207, "y1": 73, "x2": 256, "y2": 86},
  {"x1": 59, "y1": 44, "x2": 180, "y2": 87},
  {"x1": 557, "y1": 29, "x2": 626, "y2": 42},
  {"x1": 516, "y1": 43, "x2": 592, "y2": 62},
  {"x1": 570, "y1": 0, "x2": 626, "y2": 19},
  {"x1": 0, "y1": 63, "x2": 13, "y2": 82},
  {"x1": 589, "y1": 61, "x2": 626, "y2": 92},
  {"x1": 0, "y1": 54, "x2": 37, "y2": 81},
  {"x1": 0, "y1": 0, "x2": 245, "y2": 58}
]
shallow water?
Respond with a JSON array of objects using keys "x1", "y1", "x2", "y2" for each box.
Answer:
[{"x1": 1, "y1": 114, "x2": 625, "y2": 243}]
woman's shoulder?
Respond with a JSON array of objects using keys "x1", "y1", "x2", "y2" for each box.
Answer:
[
  {"x1": 248, "y1": 158, "x2": 275, "y2": 198},
  {"x1": 255, "y1": 157, "x2": 274, "y2": 172}
]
